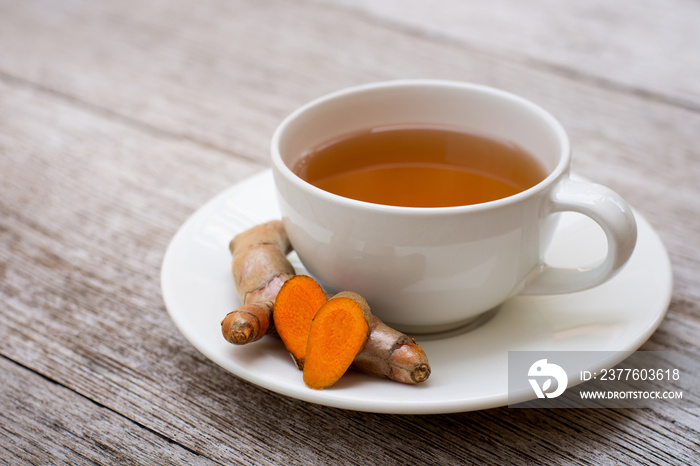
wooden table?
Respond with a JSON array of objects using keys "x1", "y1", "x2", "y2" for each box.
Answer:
[{"x1": 2, "y1": 0, "x2": 698, "y2": 463}]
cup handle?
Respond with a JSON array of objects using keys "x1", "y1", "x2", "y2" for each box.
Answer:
[{"x1": 521, "y1": 178, "x2": 637, "y2": 295}]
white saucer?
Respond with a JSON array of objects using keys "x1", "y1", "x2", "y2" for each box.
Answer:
[{"x1": 161, "y1": 170, "x2": 672, "y2": 414}]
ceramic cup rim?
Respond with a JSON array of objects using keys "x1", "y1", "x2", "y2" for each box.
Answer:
[{"x1": 271, "y1": 79, "x2": 571, "y2": 215}]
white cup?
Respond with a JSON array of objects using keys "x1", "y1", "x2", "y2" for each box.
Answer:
[{"x1": 271, "y1": 80, "x2": 637, "y2": 334}]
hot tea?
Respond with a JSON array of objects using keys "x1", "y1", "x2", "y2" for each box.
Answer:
[{"x1": 293, "y1": 124, "x2": 548, "y2": 207}]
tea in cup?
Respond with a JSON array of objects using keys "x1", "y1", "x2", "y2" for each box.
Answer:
[{"x1": 293, "y1": 123, "x2": 549, "y2": 208}]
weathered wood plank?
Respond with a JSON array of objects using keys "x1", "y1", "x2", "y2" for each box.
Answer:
[
  {"x1": 0, "y1": 357, "x2": 218, "y2": 465},
  {"x1": 314, "y1": 0, "x2": 700, "y2": 109}
]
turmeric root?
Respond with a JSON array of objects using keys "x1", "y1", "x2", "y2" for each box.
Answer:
[
  {"x1": 353, "y1": 316, "x2": 431, "y2": 384},
  {"x1": 303, "y1": 292, "x2": 372, "y2": 390},
  {"x1": 273, "y1": 275, "x2": 328, "y2": 369},
  {"x1": 221, "y1": 220, "x2": 294, "y2": 344},
  {"x1": 221, "y1": 220, "x2": 431, "y2": 385}
]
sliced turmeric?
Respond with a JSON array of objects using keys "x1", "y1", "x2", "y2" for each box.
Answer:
[
  {"x1": 274, "y1": 275, "x2": 430, "y2": 385},
  {"x1": 273, "y1": 275, "x2": 328, "y2": 369},
  {"x1": 221, "y1": 220, "x2": 294, "y2": 344},
  {"x1": 303, "y1": 292, "x2": 372, "y2": 390}
]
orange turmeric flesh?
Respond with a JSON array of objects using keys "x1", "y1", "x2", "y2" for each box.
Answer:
[
  {"x1": 303, "y1": 293, "x2": 371, "y2": 390},
  {"x1": 273, "y1": 275, "x2": 328, "y2": 368}
]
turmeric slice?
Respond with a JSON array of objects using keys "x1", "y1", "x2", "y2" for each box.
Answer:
[
  {"x1": 303, "y1": 292, "x2": 372, "y2": 390},
  {"x1": 273, "y1": 275, "x2": 328, "y2": 369},
  {"x1": 221, "y1": 220, "x2": 294, "y2": 344}
]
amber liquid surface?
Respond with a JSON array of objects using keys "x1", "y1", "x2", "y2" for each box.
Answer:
[{"x1": 293, "y1": 125, "x2": 548, "y2": 208}]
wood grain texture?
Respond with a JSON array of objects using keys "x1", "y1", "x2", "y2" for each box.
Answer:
[
  {"x1": 1, "y1": 357, "x2": 217, "y2": 465},
  {"x1": 316, "y1": 0, "x2": 700, "y2": 109},
  {"x1": 1, "y1": 0, "x2": 698, "y2": 464}
]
